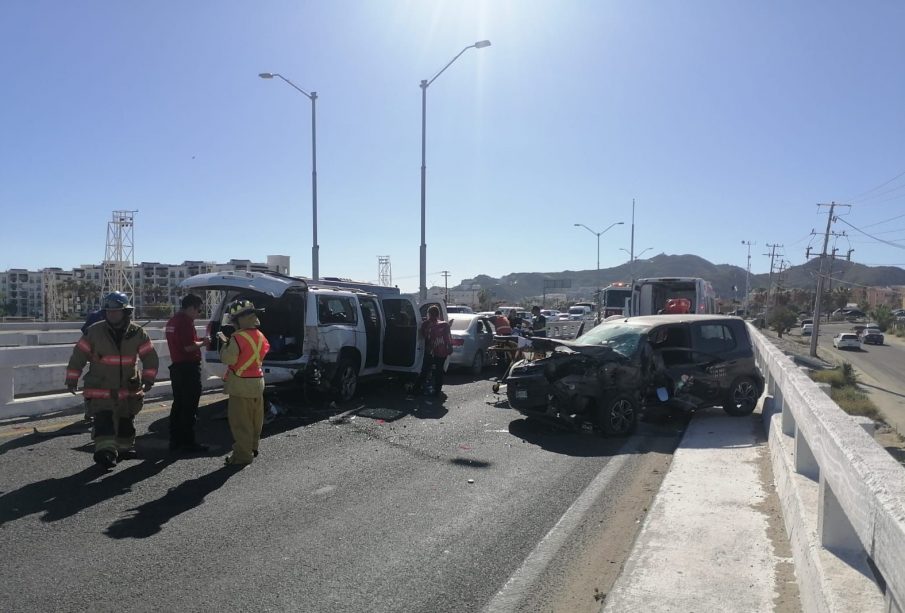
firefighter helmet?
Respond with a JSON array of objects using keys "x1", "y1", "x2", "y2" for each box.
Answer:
[
  {"x1": 103, "y1": 291, "x2": 134, "y2": 311},
  {"x1": 226, "y1": 299, "x2": 262, "y2": 323}
]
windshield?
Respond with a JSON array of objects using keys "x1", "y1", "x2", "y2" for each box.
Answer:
[
  {"x1": 573, "y1": 322, "x2": 647, "y2": 357},
  {"x1": 569, "y1": 307, "x2": 584, "y2": 315}
]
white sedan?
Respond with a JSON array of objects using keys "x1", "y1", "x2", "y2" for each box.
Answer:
[{"x1": 833, "y1": 332, "x2": 861, "y2": 350}]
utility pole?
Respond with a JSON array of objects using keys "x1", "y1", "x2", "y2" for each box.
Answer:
[
  {"x1": 810, "y1": 202, "x2": 851, "y2": 357},
  {"x1": 741, "y1": 240, "x2": 754, "y2": 316},
  {"x1": 763, "y1": 243, "x2": 782, "y2": 325},
  {"x1": 441, "y1": 270, "x2": 450, "y2": 303}
]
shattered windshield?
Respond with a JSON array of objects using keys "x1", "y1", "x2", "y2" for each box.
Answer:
[{"x1": 573, "y1": 322, "x2": 646, "y2": 358}]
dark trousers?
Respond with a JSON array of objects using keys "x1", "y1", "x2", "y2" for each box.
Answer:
[
  {"x1": 419, "y1": 355, "x2": 446, "y2": 395},
  {"x1": 169, "y1": 362, "x2": 202, "y2": 446}
]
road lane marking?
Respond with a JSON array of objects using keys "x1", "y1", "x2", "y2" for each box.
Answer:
[{"x1": 481, "y1": 436, "x2": 644, "y2": 613}]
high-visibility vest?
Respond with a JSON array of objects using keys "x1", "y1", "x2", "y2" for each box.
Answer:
[{"x1": 227, "y1": 329, "x2": 269, "y2": 378}]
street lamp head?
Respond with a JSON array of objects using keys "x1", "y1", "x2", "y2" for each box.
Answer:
[
  {"x1": 474, "y1": 40, "x2": 492, "y2": 48},
  {"x1": 258, "y1": 73, "x2": 275, "y2": 79}
]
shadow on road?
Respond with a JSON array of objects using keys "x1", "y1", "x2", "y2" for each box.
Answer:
[
  {"x1": 0, "y1": 419, "x2": 93, "y2": 456},
  {"x1": 104, "y1": 465, "x2": 242, "y2": 539},
  {"x1": 860, "y1": 382, "x2": 905, "y2": 400},
  {"x1": 0, "y1": 457, "x2": 175, "y2": 527}
]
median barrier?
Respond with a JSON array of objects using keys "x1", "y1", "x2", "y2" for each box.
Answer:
[{"x1": 751, "y1": 325, "x2": 904, "y2": 612}]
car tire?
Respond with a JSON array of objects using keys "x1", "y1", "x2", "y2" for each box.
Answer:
[
  {"x1": 333, "y1": 359, "x2": 358, "y2": 402},
  {"x1": 596, "y1": 393, "x2": 638, "y2": 437},
  {"x1": 471, "y1": 351, "x2": 484, "y2": 376},
  {"x1": 723, "y1": 376, "x2": 759, "y2": 416}
]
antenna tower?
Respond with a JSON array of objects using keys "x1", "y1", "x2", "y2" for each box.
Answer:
[
  {"x1": 102, "y1": 210, "x2": 137, "y2": 303},
  {"x1": 378, "y1": 256, "x2": 392, "y2": 286}
]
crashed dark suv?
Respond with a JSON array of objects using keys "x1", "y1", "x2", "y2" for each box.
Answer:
[{"x1": 506, "y1": 315, "x2": 763, "y2": 436}]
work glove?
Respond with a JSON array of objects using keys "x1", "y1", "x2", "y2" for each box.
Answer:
[
  {"x1": 142, "y1": 381, "x2": 154, "y2": 393},
  {"x1": 67, "y1": 382, "x2": 78, "y2": 395}
]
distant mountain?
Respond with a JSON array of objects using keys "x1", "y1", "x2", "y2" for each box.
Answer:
[{"x1": 451, "y1": 254, "x2": 905, "y2": 303}]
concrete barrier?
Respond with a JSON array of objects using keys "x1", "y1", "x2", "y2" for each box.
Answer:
[
  {"x1": 0, "y1": 321, "x2": 217, "y2": 420},
  {"x1": 751, "y1": 325, "x2": 905, "y2": 612}
]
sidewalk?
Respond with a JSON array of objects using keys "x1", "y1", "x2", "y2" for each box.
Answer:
[{"x1": 602, "y1": 405, "x2": 802, "y2": 612}]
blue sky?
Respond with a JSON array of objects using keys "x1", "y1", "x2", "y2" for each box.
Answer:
[{"x1": 2, "y1": 1, "x2": 905, "y2": 293}]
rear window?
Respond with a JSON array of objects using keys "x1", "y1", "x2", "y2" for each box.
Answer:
[{"x1": 449, "y1": 317, "x2": 473, "y2": 331}]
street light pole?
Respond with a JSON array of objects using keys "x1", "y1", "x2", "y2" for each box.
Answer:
[
  {"x1": 259, "y1": 72, "x2": 319, "y2": 280},
  {"x1": 419, "y1": 40, "x2": 491, "y2": 300},
  {"x1": 574, "y1": 221, "x2": 624, "y2": 323}
]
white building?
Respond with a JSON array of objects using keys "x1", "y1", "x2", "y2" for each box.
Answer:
[{"x1": 1, "y1": 255, "x2": 290, "y2": 320}]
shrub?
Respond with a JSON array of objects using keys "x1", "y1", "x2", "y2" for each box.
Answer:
[
  {"x1": 810, "y1": 369, "x2": 848, "y2": 388},
  {"x1": 830, "y1": 387, "x2": 880, "y2": 420}
]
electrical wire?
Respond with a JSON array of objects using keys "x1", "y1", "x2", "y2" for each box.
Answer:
[
  {"x1": 835, "y1": 217, "x2": 905, "y2": 250},
  {"x1": 845, "y1": 165, "x2": 905, "y2": 202}
]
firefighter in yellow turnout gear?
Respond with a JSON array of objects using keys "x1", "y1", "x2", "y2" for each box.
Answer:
[
  {"x1": 65, "y1": 292, "x2": 159, "y2": 469},
  {"x1": 219, "y1": 300, "x2": 270, "y2": 466}
]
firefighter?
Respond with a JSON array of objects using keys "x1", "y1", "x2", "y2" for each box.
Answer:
[
  {"x1": 219, "y1": 299, "x2": 270, "y2": 466},
  {"x1": 65, "y1": 292, "x2": 159, "y2": 469}
]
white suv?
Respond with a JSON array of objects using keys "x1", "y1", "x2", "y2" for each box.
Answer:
[{"x1": 182, "y1": 271, "x2": 444, "y2": 400}]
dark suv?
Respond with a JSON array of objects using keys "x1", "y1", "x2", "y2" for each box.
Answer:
[{"x1": 506, "y1": 315, "x2": 763, "y2": 436}]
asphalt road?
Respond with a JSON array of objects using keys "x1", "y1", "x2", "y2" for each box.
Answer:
[
  {"x1": 799, "y1": 321, "x2": 905, "y2": 432},
  {"x1": 0, "y1": 371, "x2": 686, "y2": 613}
]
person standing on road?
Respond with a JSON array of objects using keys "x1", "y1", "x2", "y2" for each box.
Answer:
[
  {"x1": 65, "y1": 292, "x2": 159, "y2": 469},
  {"x1": 219, "y1": 300, "x2": 270, "y2": 466},
  {"x1": 165, "y1": 294, "x2": 210, "y2": 454},
  {"x1": 530, "y1": 306, "x2": 547, "y2": 337},
  {"x1": 419, "y1": 305, "x2": 452, "y2": 396},
  {"x1": 493, "y1": 310, "x2": 512, "y2": 335}
]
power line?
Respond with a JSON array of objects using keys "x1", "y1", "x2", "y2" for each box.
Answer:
[
  {"x1": 845, "y1": 164, "x2": 905, "y2": 202},
  {"x1": 835, "y1": 216, "x2": 905, "y2": 250}
]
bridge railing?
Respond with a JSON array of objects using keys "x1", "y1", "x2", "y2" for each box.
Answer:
[
  {"x1": 0, "y1": 321, "x2": 219, "y2": 420},
  {"x1": 751, "y1": 325, "x2": 905, "y2": 612}
]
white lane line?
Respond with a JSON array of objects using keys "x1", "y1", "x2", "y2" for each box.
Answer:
[{"x1": 481, "y1": 438, "x2": 642, "y2": 613}]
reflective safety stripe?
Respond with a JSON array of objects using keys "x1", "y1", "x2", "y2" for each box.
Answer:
[
  {"x1": 138, "y1": 341, "x2": 154, "y2": 356},
  {"x1": 142, "y1": 368, "x2": 157, "y2": 380},
  {"x1": 76, "y1": 338, "x2": 91, "y2": 354},
  {"x1": 65, "y1": 369, "x2": 81, "y2": 380},
  {"x1": 82, "y1": 388, "x2": 144, "y2": 400},
  {"x1": 99, "y1": 355, "x2": 137, "y2": 366},
  {"x1": 231, "y1": 330, "x2": 266, "y2": 378}
]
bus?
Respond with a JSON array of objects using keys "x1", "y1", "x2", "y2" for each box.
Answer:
[
  {"x1": 601, "y1": 282, "x2": 632, "y2": 318},
  {"x1": 630, "y1": 277, "x2": 717, "y2": 316}
]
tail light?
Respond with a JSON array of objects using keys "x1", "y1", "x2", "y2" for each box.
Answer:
[{"x1": 451, "y1": 338, "x2": 465, "y2": 347}]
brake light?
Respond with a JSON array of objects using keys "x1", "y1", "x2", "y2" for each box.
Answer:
[{"x1": 451, "y1": 338, "x2": 465, "y2": 346}]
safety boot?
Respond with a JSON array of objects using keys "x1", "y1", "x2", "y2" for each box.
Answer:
[{"x1": 93, "y1": 449, "x2": 117, "y2": 469}]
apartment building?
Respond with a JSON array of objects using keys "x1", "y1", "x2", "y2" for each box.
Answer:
[{"x1": 1, "y1": 255, "x2": 290, "y2": 320}]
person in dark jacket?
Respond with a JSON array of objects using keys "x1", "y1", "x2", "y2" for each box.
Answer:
[{"x1": 65, "y1": 292, "x2": 158, "y2": 469}]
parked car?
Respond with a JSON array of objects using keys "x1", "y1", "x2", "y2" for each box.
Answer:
[
  {"x1": 181, "y1": 271, "x2": 445, "y2": 401},
  {"x1": 446, "y1": 305, "x2": 474, "y2": 314},
  {"x1": 860, "y1": 324, "x2": 884, "y2": 345},
  {"x1": 539, "y1": 309, "x2": 561, "y2": 320},
  {"x1": 844, "y1": 309, "x2": 866, "y2": 321},
  {"x1": 833, "y1": 333, "x2": 861, "y2": 350},
  {"x1": 447, "y1": 313, "x2": 496, "y2": 374},
  {"x1": 506, "y1": 315, "x2": 764, "y2": 436},
  {"x1": 801, "y1": 323, "x2": 814, "y2": 336}
]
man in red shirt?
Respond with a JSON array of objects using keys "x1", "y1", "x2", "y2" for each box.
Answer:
[{"x1": 165, "y1": 294, "x2": 210, "y2": 453}]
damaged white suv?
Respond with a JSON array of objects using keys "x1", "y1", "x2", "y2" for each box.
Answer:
[{"x1": 181, "y1": 271, "x2": 445, "y2": 401}]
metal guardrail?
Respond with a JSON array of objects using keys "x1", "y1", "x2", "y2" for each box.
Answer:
[{"x1": 750, "y1": 325, "x2": 905, "y2": 612}]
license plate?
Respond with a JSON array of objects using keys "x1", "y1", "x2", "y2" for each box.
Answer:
[{"x1": 516, "y1": 389, "x2": 528, "y2": 399}]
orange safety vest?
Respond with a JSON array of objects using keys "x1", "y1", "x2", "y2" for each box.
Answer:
[{"x1": 227, "y1": 329, "x2": 270, "y2": 378}]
